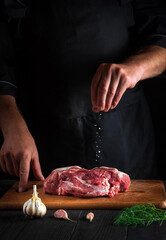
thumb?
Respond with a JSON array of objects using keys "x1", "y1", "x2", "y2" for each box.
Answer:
[{"x1": 31, "y1": 155, "x2": 45, "y2": 181}]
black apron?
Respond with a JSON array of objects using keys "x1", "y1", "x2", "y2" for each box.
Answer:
[{"x1": 17, "y1": 0, "x2": 156, "y2": 178}]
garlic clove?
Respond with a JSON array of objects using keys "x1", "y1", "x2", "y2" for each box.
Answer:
[
  {"x1": 35, "y1": 199, "x2": 41, "y2": 216},
  {"x1": 86, "y1": 212, "x2": 94, "y2": 222},
  {"x1": 25, "y1": 198, "x2": 35, "y2": 216},
  {"x1": 35, "y1": 199, "x2": 47, "y2": 217},
  {"x1": 54, "y1": 209, "x2": 76, "y2": 222},
  {"x1": 41, "y1": 204, "x2": 47, "y2": 216},
  {"x1": 23, "y1": 199, "x2": 31, "y2": 215}
]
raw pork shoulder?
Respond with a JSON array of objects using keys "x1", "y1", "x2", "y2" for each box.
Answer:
[{"x1": 43, "y1": 166, "x2": 131, "y2": 198}]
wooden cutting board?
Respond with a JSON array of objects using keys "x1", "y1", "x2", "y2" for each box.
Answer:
[{"x1": 0, "y1": 180, "x2": 166, "y2": 210}]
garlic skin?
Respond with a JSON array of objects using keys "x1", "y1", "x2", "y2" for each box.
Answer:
[
  {"x1": 86, "y1": 212, "x2": 94, "y2": 222},
  {"x1": 23, "y1": 185, "x2": 47, "y2": 217},
  {"x1": 54, "y1": 209, "x2": 76, "y2": 222}
]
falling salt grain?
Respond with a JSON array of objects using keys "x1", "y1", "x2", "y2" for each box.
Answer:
[{"x1": 94, "y1": 112, "x2": 103, "y2": 163}]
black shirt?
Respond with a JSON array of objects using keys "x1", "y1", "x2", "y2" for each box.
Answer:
[{"x1": 0, "y1": 0, "x2": 166, "y2": 178}]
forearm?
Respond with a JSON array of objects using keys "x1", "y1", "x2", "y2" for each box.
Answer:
[
  {"x1": 0, "y1": 95, "x2": 28, "y2": 138},
  {"x1": 124, "y1": 45, "x2": 166, "y2": 81}
]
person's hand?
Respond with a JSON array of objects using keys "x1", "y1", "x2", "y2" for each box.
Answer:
[
  {"x1": 0, "y1": 127, "x2": 44, "y2": 192},
  {"x1": 91, "y1": 63, "x2": 143, "y2": 112}
]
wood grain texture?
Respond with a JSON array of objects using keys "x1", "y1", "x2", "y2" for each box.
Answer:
[{"x1": 0, "y1": 180, "x2": 166, "y2": 210}]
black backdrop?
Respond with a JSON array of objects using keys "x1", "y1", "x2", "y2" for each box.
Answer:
[
  {"x1": 142, "y1": 72, "x2": 166, "y2": 180},
  {"x1": 0, "y1": 0, "x2": 166, "y2": 180}
]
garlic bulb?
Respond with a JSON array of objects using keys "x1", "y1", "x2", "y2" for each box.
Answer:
[{"x1": 23, "y1": 185, "x2": 47, "y2": 217}]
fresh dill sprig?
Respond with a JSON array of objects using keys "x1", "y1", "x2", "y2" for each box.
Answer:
[{"x1": 113, "y1": 202, "x2": 166, "y2": 227}]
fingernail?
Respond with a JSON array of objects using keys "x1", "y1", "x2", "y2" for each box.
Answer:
[
  {"x1": 36, "y1": 174, "x2": 45, "y2": 181},
  {"x1": 18, "y1": 187, "x2": 24, "y2": 192},
  {"x1": 41, "y1": 175, "x2": 45, "y2": 181},
  {"x1": 112, "y1": 101, "x2": 117, "y2": 108},
  {"x1": 93, "y1": 106, "x2": 99, "y2": 112}
]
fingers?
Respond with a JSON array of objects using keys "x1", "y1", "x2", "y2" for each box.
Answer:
[
  {"x1": 19, "y1": 153, "x2": 45, "y2": 192},
  {"x1": 5, "y1": 154, "x2": 15, "y2": 176},
  {"x1": 13, "y1": 157, "x2": 20, "y2": 177},
  {"x1": 92, "y1": 64, "x2": 113, "y2": 112},
  {"x1": 104, "y1": 71, "x2": 120, "y2": 111},
  {"x1": 92, "y1": 65, "x2": 121, "y2": 112},
  {"x1": 0, "y1": 155, "x2": 7, "y2": 173},
  {"x1": 0, "y1": 130, "x2": 43, "y2": 192},
  {"x1": 0, "y1": 152, "x2": 20, "y2": 177},
  {"x1": 18, "y1": 153, "x2": 30, "y2": 192},
  {"x1": 111, "y1": 78, "x2": 127, "y2": 109},
  {"x1": 91, "y1": 66, "x2": 102, "y2": 110},
  {"x1": 96, "y1": 75, "x2": 110, "y2": 111},
  {"x1": 9, "y1": 153, "x2": 19, "y2": 177},
  {"x1": 0, "y1": 148, "x2": 44, "y2": 192},
  {"x1": 91, "y1": 63, "x2": 131, "y2": 112},
  {"x1": 0, "y1": 151, "x2": 30, "y2": 192},
  {"x1": 31, "y1": 155, "x2": 45, "y2": 181}
]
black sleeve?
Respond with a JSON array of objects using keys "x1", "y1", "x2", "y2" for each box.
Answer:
[
  {"x1": 133, "y1": 0, "x2": 166, "y2": 49},
  {"x1": 0, "y1": 1, "x2": 17, "y2": 97}
]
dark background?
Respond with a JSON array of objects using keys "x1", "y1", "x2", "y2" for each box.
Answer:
[
  {"x1": 0, "y1": 0, "x2": 166, "y2": 181},
  {"x1": 142, "y1": 73, "x2": 166, "y2": 180}
]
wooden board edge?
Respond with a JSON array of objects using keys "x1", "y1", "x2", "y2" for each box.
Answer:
[
  {"x1": 1, "y1": 200, "x2": 166, "y2": 210},
  {"x1": 0, "y1": 180, "x2": 166, "y2": 210}
]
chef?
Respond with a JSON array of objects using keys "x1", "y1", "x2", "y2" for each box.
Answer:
[{"x1": 0, "y1": 0, "x2": 166, "y2": 192}]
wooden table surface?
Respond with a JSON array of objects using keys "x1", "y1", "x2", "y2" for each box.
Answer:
[{"x1": 1, "y1": 179, "x2": 166, "y2": 240}]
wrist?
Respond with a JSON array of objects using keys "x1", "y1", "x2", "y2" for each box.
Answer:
[
  {"x1": 0, "y1": 95, "x2": 29, "y2": 138},
  {"x1": 123, "y1": 45, "x2": 166, "y2": 81},
  {"x1": 123, "y1": 58, "x2": 145, "y2": 81},
  {"x1": 2, "y1": 120, "x2": 29, "y2": 139}
]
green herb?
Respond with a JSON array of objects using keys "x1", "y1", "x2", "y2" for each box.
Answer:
[{"x1": 113, "y1": 202, "x2": 166, "y2": 227}]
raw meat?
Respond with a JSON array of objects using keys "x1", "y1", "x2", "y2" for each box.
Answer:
[{"x1": 43, "y1": 166, "x2": 131, "y2": 198}]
